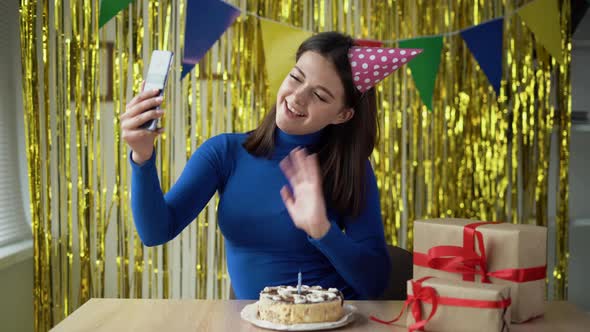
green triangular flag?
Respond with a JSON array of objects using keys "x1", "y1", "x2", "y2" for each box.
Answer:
[
  {"x1": 399, "y1": 36, "x2": 443, "y2": 111},
  {"x1": 99, "y1": 0, "x2": 134, "y2": 28}
]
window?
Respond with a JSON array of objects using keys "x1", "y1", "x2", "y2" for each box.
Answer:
[{"x1": 0, "y1": 0, "x2": 31, "y2": 248}]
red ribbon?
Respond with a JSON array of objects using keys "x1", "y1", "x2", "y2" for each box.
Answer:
[
  {"x1": 370, "y1": 277, "x2": 439, "y2": 332},
  {"x1": 354, "y1": 39, "x2": 384, "y2": 47},
  {"x1": 370, "y1": 277, "x2": 512, "y2": 332},
  {"x1": 413, "y1": 222, "x2": 546, "y2": 283}
]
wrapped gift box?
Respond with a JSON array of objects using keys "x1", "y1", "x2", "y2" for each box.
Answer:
[
  {"x1": 413, "y1": 218, "x2": 547, "y2": 323},
  {"x1": 405, "y1": 277, "x2": 511, "y2": 332}
]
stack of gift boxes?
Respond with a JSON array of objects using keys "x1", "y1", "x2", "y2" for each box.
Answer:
[{"x1": 373, "y1": 219, "x2": 547, "y2": 332}]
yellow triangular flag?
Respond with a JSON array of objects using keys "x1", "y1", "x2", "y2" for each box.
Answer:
[
  {"x1": 260, "y1": 19, "x2": 313, "y2": 98},
  {"x1": 518, "y1": 0, "x2": 564, "y2": 64}
]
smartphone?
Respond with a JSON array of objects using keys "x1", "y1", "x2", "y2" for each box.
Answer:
[{"x1": 140, "y1": 50, "x2": 174, "y2": 131}]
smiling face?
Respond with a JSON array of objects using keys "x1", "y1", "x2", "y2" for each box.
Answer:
[{"x1": 275, "y1": 51, "x2": 354, "y2": 135}]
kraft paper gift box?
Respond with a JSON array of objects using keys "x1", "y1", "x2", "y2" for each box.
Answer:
[
  {"x1": 412, "y1": 218, "x2": 547, "y2": 323},
  {"x1": 406, "y1": 277, "x2": 511, "y2": 332},
  {"x1": 370, "y1": 277, "x2": 511, "y2": 332}
]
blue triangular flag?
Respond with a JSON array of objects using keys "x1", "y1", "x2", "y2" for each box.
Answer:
[
  {"x1": 460, "y1": 18, "x2": 504, "y2": 95},
  {"x1": 181, "y1": 0, "x2": 240, "y2": 79}
]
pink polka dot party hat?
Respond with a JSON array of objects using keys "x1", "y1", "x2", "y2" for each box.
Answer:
[{"x1": 348, "y1": 46, "x2": 423, "y2": 92}]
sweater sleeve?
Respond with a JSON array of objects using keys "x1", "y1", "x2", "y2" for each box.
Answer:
[
  {"x1": 130, "y1": 134, "x2": 230, "y2": 246},
  {"x1": 308, "y1": 160, "x2": 391, "y2": 299}
]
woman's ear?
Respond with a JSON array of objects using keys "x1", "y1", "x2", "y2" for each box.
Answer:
[{"x1": 331, "y1": 107, "x2": 355, "y2": 125}]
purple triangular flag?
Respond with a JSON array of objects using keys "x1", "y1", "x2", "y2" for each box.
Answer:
[
  {"x1": 181, "y1": 0, "x2": 240, "y2": 79},
  {"x1": 460, "y1": 18, "x2": 504, "y2": 95}
]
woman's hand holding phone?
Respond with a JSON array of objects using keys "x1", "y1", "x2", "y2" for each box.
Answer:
[{"x1": 121, "y1": 80, "x2": 165, "y2": 165}]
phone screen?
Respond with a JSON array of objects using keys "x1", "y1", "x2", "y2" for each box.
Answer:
[{"x1": 141, "y1": 50, "x2": 173, "y2": 130}]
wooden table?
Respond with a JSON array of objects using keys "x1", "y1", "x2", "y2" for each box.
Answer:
[{"x1": 50, "y1": 299, "x2": 590, "y2": 331}]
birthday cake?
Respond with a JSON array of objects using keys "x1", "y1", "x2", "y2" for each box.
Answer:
[{"x1": 257, "y1": 285, "x2": 345, "y2": 325}]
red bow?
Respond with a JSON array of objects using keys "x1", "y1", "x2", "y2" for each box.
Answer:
[
  {"x1": 414, "y1": 222, "x2": 546, "y2": 283},
  {"x1": 427, "y1": 222, "x2": 492, "y2": 282},
  {"x1": 370, "y1": 277, "x2": 439, "y2": 332}
]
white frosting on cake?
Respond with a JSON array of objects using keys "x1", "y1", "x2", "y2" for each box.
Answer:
[
  {"x1": 292, "y1": 294, "x2": 307, "y2": 304},
  {"x1": 259, "y1": 285, "x2": 343, "y2": 304},
  {"x1": 306, "y1": 292, "x2": 326, "y2": 303},
  {"x1": 324, "y1": 292, "x2": 337, "y2": 300}
]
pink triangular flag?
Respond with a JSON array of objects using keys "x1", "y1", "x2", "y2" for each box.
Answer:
[{"x1": 348, "y1": 46, "x2": 423, "y2": 92}]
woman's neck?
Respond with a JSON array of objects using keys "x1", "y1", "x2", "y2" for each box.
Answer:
[{"x1": 273, "y1": 127, "x2": 323, "y2": 159}]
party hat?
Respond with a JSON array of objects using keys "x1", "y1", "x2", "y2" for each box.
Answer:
[{"x1": 348, "y1": 46, "x2": 423, "y2": 92}]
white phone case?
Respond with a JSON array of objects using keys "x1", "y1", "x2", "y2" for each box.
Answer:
[{"x1": 141, "y1": 50, "x2": 174, "y2": 131}]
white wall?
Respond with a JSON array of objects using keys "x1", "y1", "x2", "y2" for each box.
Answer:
[
  {"x1": 0, "y1": 259, "x2": 33, "y2": 332},
  {"x1": 563, "y1": 10, "x2": 590, "y2": 311}
]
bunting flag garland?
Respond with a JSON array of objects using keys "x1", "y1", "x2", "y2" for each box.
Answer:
[
  {"x1": 460, "y1": 18, "x2": 504, "y2": 95},
  {"x1": 399, "y1": 36, "x2": 444, "y2": 111},
  {"x1": 259, "y1": 19, "x2": 313, "y2": 98},
  {"x1": 181, "y1": 0, "x2": 240, "y2": 78},
  {"x1": 518, "y1": 0, "x2": 564, "y2": 64},
  {"x1": 355, "y1": 39, "x2": 384, "y2": 47},
  {"x1": 97, "y1": 0, "x2": 567, "y2": 109},
  {"x1": 98, "y1": 0, "x2": 134, "y2": 28}
]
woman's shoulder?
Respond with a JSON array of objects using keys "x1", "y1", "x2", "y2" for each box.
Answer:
[
  {"x1": 203, "y1": 132, "x2": 248, "y2": 146},
  {"x1": 197, "y1": 132, "x2": 249, "y2": 155}
]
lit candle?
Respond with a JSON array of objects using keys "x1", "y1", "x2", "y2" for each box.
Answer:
[{"x1": 297, "y1": 270, "x2": 302, "y2": 295}]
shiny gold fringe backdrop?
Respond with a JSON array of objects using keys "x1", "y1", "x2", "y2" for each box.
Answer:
[{"x1": 19, "y1": 0, "x2": 570, "y2": 330}]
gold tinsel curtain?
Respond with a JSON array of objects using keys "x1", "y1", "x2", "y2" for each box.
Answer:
[{"x1": 19, "y1": 0, "x2": 571, "y2": 331}]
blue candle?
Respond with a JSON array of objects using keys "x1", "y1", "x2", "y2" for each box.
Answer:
[{"x1": 297, "y1": 270, "x2": 302, "y2": 295}]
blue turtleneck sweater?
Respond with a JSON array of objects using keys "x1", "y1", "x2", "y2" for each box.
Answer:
[{"x1": 130, "y1": 128, "x2": 390, "y2": 300}]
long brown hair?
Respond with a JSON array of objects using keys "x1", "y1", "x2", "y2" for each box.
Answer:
[{"x1": 243, "y1": 32, "x2": 378, "y2": 217}]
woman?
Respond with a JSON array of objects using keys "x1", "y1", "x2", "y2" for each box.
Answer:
[{"x1": 121, "y1": 31, "x2": 420, "y2": 300}]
